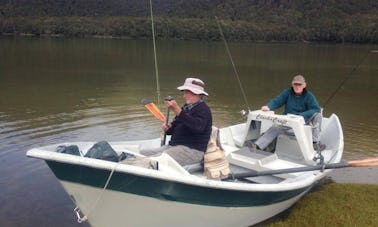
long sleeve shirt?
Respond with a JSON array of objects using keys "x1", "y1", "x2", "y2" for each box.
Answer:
[
  {"x1": 166, "y1": 101, "x2": 212, "y2": 152},
  {"x1": 267, "y1": 88, "x2": 321, "y2": 121}
]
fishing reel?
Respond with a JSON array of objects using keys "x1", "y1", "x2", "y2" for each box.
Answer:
[
  {"x1": 164, "y1": 96, "x2": 174, "y2": 101},
  {"x1": 240, "y1": 109, "x2": 248, "y2": 119}
]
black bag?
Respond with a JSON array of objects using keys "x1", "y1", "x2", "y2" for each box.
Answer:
[
  {"x1": 84, "y1": 141, "x2": 119, "y2": 162},
  {"x1": 56, "y1": 145, "x2": 81, "y2": 156}
]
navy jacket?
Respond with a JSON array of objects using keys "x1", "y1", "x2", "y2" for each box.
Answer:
[{"x1": 166, "y1": 101, "x2": 212, "y2": 152}]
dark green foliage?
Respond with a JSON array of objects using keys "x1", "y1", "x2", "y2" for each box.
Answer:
[{"x1": 0, "y1": 0, "x2": 377, "y2": 43}]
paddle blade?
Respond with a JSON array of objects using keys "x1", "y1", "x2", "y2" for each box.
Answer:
[
  {"x1": 348, "y1": 157, "x2": 378, "y2": 167},
  {"x1": 141, "y1": 98, "x2": 166, "y2": 122}
]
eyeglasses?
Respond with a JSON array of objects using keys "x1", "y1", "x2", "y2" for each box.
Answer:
[{"x1": 292, "y1": 83, "x2": 303, "y2": 86}]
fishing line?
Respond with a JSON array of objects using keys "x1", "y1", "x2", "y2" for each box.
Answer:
[
  {"x1": 215, "y1": 16, "x2": 250, "y2": 111},
  {"x1": 150, "y1": 0, "x2": 161, "y2": 106},
  {"x1": 322, "y1": 49, "x2": 374, "y2": 108}
]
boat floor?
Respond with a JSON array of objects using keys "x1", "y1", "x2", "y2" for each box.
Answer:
[{"x1": 188, "y1": 147, "x2": 291, "y2": 184}]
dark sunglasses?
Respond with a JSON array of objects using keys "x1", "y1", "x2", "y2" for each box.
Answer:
[{"x1": 292, "y1": 83, "x2": 303, "y2": 86}]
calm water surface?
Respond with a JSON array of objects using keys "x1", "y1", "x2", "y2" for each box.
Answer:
[{"x1": 0, "y1": 37, "x2": 377, "y2": 226}]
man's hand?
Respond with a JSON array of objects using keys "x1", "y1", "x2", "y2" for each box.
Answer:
[
  {"x1": 165, "y1": 99, "x2": 181, "y2": 116},
  {"x1": 261, "y1": 105, "x2": 270, "y2": 111},
  {"x1": 162, "y1": 122, "x2": 171, "y2": 132}
]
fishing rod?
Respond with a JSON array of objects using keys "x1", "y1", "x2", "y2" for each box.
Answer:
[
  {"x1": 149, "y1": 0, "x2": 161, "y2": 107},
  {"x1": 322, "y1": 49, "x2": 376, "y2": 109},
  {"x1": 149, "y1": 0, "x2": 171, "y2": 146},
  {"x1": 215, "y1": 16, "x2": 251, "y2": 111}
]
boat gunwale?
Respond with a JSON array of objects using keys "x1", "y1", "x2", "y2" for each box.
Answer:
[
  {"x1": 27, "y1": 147, "x2": 335, "y2": 193},
  {"x1": 26, "y1": 111, "x2": 343, "y2": 194}
]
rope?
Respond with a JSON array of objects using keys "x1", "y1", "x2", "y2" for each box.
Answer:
[
  {"x1": 73, "y1": 161, "x2": 120, "y2": 223},
  {"x1": 150, "y1": 0, "x2": 161, "y2": 107},
  {"x1": 322, "y1": 50, "x2": 372, "y2": 108},
  {"x1": 215, "y1": 16, "x2": 250, "y2": 111}
]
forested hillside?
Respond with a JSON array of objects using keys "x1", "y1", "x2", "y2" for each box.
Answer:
[{"x1": 1, "y1": 0, "x2": 377, "y2": 43}]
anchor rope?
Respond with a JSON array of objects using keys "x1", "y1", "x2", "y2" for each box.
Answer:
[
  {"x1": 215, "y1": 16, "x2": 250, "y2": 111},
  {"x1": 74, "y1": 161, "x2": 120, "y2": 223},
  {"x1": 150, "y1": 0, "x2": 161, "y2": 107}
]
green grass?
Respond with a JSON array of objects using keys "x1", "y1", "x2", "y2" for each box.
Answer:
[{"x1": 265, "y1": 182, "x2": 378, "y2": 227}]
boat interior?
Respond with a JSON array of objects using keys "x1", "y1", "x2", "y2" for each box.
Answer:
[
  {"x1": 32, "y1": 111, "x2": 342, "y2": 185},
  {"x1": 130, "y1": 111, "x2": 343, "y2": 184},
  {"x1": 216, "y1": 112, "x2": 342, "y2": 183}
]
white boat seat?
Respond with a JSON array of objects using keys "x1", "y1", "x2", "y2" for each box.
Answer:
[
  {"x1": 229, "y1": 164, "x2": 285, "y2": 184},
  {"x1": 218, "y1": 123, "x2": 246, "y2": 148},
  {"x1": 227, "y1": 147, "x2": 278, "y2": 170},
  {"x1": 183, "y1": 162, "x2": 203, "y2": 173},
  {"x1": 275, "y1": 134, "x2": 306, "y2": 164}
]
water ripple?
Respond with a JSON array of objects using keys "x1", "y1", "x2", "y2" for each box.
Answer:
[
  {"x1": 342, "y1": 121, "x2": 378, "y2": 160},
  {"x1": 0, "y1": 105, "x2": 160, "y2": 155}
]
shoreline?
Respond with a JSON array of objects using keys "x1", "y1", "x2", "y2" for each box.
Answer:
[{"x1": 329, "y1": 166, "x2": 378, "y2": 184}]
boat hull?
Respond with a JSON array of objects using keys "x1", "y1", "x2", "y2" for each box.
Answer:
[
  {"x1": 63, "y1": 181, "x2": 309, "y2": 227},
  {"x1": 27, "y1": 110, "x2": 344, "y2": 226},
  {"x1": 51, "y1": 160, "x2": 313, "y2": 227},
  {"x1": 46, "y1": 160, "x2": 311, "y2": 208}
]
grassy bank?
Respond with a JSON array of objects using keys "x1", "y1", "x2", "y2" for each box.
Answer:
[
  {"x1": 266, "y1": 182, "x2": 378, "y2": 226},
  {"x1": 1, "y1": 16, "x2": 377, "y2": 43},
  {"x1": 1, "y1": 0, "x2": 377, "y2": 43}
]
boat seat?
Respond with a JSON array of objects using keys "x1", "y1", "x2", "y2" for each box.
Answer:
[
  {"x1": 227, "y1": 147, "x2": 278, "y2": 170},
  {"x1": 183, "y1": 162, "x2": 203, "y2": 173},
  {"x1": 227, "y1": 147, "x2": 286, "y2": 184},
  {"x1": 229, "y1": 164, "x2": 285, "y2": 184},
  {"x1": 233, "y1": 147, "x2": 274, "y2": 160},
  {"x1": 151, "y1": 153, "x2": 190, "y2": 175},
  {"x1": 275, "y1": 134, "x2": 306, "y2": 164},
  {"x1": 218, "y1": 123, "x2": 246, "y2": 148}
]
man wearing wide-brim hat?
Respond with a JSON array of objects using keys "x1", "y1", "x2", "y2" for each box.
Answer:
[{"x1": 141, "y1": 77, "x2": 213, "y2": 166}]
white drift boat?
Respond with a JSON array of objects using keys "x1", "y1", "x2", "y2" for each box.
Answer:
[{"x1": 27, "y1": 110, "x2": 343, "y2": 227}]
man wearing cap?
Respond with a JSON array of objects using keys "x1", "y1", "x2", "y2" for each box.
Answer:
[
  {"x1": 141, "y1": 77, "x2": 212, "y2": 166},
  {"x1": 251, "y1": 75, "x2": 324, "y2": 151}
]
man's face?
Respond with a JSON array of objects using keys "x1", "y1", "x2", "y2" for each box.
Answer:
[
  {"x1": 182, "y1": 90, "x2": 200, "y2": 104},
  {"x1": 292, "y1": 82, "x2": 306, "y2": 95}
]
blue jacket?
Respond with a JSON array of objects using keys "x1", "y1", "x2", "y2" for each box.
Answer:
[
  {"x1": 166, "y1": 101, "x2": 212, "y2": 152},
  {"x1": 267, "y1": 88, "x2": 320, "y2": 121}
]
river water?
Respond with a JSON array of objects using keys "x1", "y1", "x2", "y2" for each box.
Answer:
[{"x1": 0, "y1": 36, "x2": 377, "y2": 226}]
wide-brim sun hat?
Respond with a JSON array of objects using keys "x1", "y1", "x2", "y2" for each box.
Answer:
[{"x1": 177, "y1": 78, "x2": 209, "y2": 96}]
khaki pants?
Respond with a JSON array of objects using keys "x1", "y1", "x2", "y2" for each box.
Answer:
[
  {"x1": 140, "y1": 145, "x2": 204, "y2": 166},
  {"x1": 255, "y1": 112, "x2": 322, "y2": 150}
]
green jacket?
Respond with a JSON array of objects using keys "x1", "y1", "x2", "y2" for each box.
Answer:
[{"x1": 267, "y1": 88, "x2": 320, "y2": 121}]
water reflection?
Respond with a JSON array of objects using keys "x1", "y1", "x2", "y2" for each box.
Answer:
[{"x1": 0, "y1": 37, "x2": 377, "y2": 226}]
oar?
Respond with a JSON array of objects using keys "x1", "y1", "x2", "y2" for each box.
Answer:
[
  {"x1": 348, "y1": 158, "x2": 378, "y2": 167},
  {"x1": 141, "y1": 98, "x2": 165, "y2": 122},
  {"x1": 227, "y1": 157, "x2": 378, "y2": 180}
]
